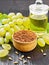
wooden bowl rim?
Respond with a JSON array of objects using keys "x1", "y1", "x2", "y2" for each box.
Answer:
[{"x1": 12, "y1": 30, "x2": 37, "y2": 44}]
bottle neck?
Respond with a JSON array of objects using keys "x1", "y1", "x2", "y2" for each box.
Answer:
[{"x1": 35, "y1": 0, "x2": 43, "y2": 4}]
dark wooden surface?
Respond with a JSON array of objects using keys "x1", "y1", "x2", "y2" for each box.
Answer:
[
  {"x1": 0, "y1": 0, "x2": 49, "y2": 65},
  {"x1": 0, "y1": 44, "x2": 49, "y2": 65}
]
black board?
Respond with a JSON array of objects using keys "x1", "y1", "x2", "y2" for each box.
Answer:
[{"x1": 0, "y1": 0, "x2": 49, "y2": 65}]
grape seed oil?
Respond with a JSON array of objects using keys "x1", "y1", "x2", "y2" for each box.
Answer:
[{"x1": 30, "y1": 14, "x2": 48, "y2": 32}]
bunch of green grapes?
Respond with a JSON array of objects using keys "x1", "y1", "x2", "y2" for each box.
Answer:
[
  {"x1": 37, "y1": 33, "x2": 49, "y2": 47},
  {"x1": 0, "y1": 12, "x2": 30, "y2": 46},
  {"x1": 0, "y1": 12, "x2": 24, "y2": 44}
]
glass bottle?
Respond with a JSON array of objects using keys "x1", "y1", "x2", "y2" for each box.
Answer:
[{"x1": 29, "y1": 0, "x2": 49, "y2": 32}]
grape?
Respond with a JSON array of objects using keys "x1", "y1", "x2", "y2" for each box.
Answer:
[
  {"x1": 4, "y1": 38, "x2": 9, "y2": 43},
  {"x1": 0, "y1": 28, "x2": 6, "y2": 36},
  {"x1": 9, "y1": 22, "x2": 15, "y2": 27},
  {"x1": 8, "y1": 13, "x2": 15, "y2": 17},
  {"x1": 36, "y1": 32, "x2": 45, "y2": 38},
  {"x1": 3, "y1": 14, "x2": 8, "y2": 18},
  {"x1": 16, "y1": 18, "x2": 23, "y2": 25},
  {"x1": 12, "y1": 15, "x2": 17, "y2": 20},
  {"x1": 16, "y1": 12, "x2": 23, "y2": 19},
  {"x1": 0, "y1": 37, "x2": 4, "y2": 45},
  {"x1": 14, "y1": 25, "x2": 20, "y2": 32},
  {"x1": 12, "y1": 19, "x2": 17, "y2": 25},
  {"x1": 43, "y1": 34, "x2": 49, "y2": 45},
  {"x1": 0, "y1": 13, "x2": 2, "y2": 17},
  {"x1": 2, "y1": 44, "x2": 11, "y2": 50},
  {"x1": 0, "y1": 49, "x2": 9, "y2": 57},
  {"x1": 47, "y1": 23, "x2": 49, "y2": 33},
  {"x1": 0, "y1": 13, "x2": 2, "y2": 19},
  {"x1": 7, "y1": 18, "x2": 11, "y2": 22},
  {"x1": 2, "y1": 19, "x2": 9, "y2": 24},
  {"x1": 18, "y1": 25, "x2": 24, "y2": 30},
  {"x1": 8, "y1": 13, "x2": 15, "y2": 20},
  {"x1": 5, "y1": 32, "x2": 12, "y2": 40},
  {"x1": 0, "y1": 23, "x2": 2, "y2": 25},
  {"x1": 9, "y1": 28, "x2": 14, "y2": 34},
  {"x1": 4, "y1": 24, "x2": 10, "y2": 31},
  {"x1": 37, "y1": 38, "x2": 45, "y2": 47},
  {"x1": 0, "y1": 25, "x2": 3, "y2": 28},
  {"x1": 23, "y1": 17, "x2": 30, "y2": 29}
]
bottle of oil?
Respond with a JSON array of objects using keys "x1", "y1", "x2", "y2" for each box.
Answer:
[{"x1": 29, "y1": 0, "x2": 49, "y2": 32}]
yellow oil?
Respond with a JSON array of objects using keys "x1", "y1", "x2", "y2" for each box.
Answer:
[{"x1": 30, "y1": 14, "x2": 48, "y2": 32}]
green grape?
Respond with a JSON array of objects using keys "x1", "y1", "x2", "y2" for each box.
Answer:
[
  {"x1": 0, "y1": 13, "x2": 2, "y2": 17},
  {"x1": 8, "y1": 13, "x2": 15, "y2": 20},
  {"x1": 43, "y1": 34, "x2": 49, "y2": 45},
  {"x1": 5, "y1": 32, "x2": 12, "y2": 40},
  {"x1": 16, "y1": 18, "x2": 23, "y2": 25},
  {"x1": 0, "y1": 25, "x2": 3, "y2": 28},
  {"x1": 2, "y1": 44, "x2": 11, "y2": 50},
  {"x1": 4, "y1": 38, "x2": 9, "y2": 43},
  {"x1": 0, "y1": 37, "x2": 4, "y2": 45},
  {"x1": 9, "y1": 28, "x2": 14, "y2": 34},
  {"x1": 0, "y1": 23, "x2": 2, "y2": 25},
  {"x1": 4, "y1": 24, "x2": 10, "y2": 31},
  {"x1": 9, "y1": 22, "x2": 15, "y2": 27},
  {"x1": 18, "y1": 25, "x2": 24, "y2": 30},
  {"x1": 12, "y1": 19, "x2": 17, "y2": 25},
  {"x1": 11, "y1": 15, "x2": 17, "y2": 20},
  {"x1": 0, "y1": 23, "x2": 2, "y2": 26},
  {"x1": 0, "y1": 49, "x2": 9, "y2": 57},
  {"x1": 7, "y1": 18, "x2": 11, "y2": 22},
  {"x1": 8, "y1": 12, "x2": 15, "y2": 17},
  {"x1": 3, "y1": 14, "x2": 8, "y2": 18},
  {"x1": 23, "y1": 17, "x2": 30, "y2": 29},
  {"x1": 36, "y1": 32, "x2": 45, "y2": 38},
  {"x1": 14, "y1": 25, "x2": 20, "y2": 32},
  {"x1": 16, "y1": 12, "x2": 23, "y2": 19},
  {"x1": 0, "y1": 28, "x2": 6, "y2": 36},
  {"x1": 2, "y1": 19, "x2": 8, "y2": 24},
  {"x1": 47, "y1": 23, "x2": 49, "y2": 33},
  {"x1": 37, "y1": 38, "x2": 45, "y2": 47},
  {"x1": 0, "y1": 13, "x2": 3, "y2": 20}
]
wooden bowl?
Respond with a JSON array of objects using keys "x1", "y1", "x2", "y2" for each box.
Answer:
[{"x1": 12, "y1": 30, "x2": 37, "y2": 52}]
